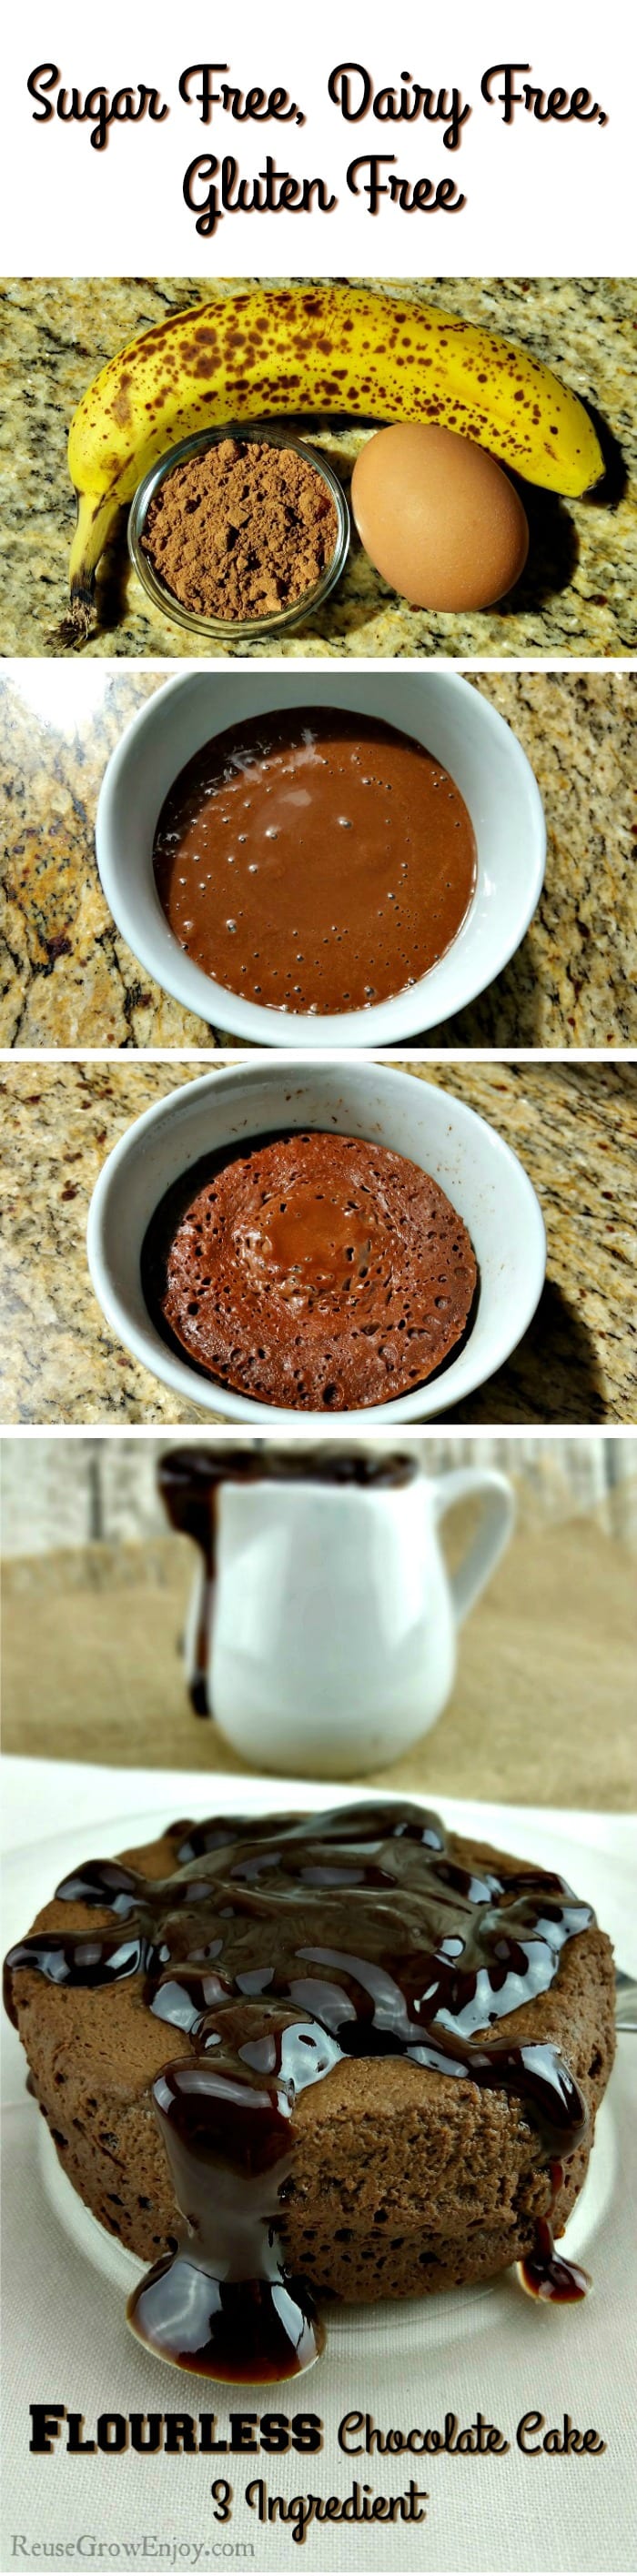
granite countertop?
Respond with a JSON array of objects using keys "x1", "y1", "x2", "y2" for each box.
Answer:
[
  {"x1": 1, "y1": 1060, "x2": 634, "y2": 1426},
  {"x1": 4, "y1": 1514, "x2": 635, "y2": 1809},
  {"x1": 1, "y1": 668, "x2": 634, "y2": 1048},
  {"x1": 2, "y1": 276, "x2": 635, "y2": 661}
]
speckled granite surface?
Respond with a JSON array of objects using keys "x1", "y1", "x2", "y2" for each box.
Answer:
[
  {"x1": 1, "y1": 277, "x2": 634, "y2": 660},
  {"x1": 1, "y1": 668, "x2": 634, "y2": 1048},
  {"x1": 0, "y1": 1061, "x2": 634, "y2": 1426}
]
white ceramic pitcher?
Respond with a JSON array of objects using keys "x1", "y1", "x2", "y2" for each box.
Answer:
[{"x1": 183, "y1": 1461, "x2": 514, "y2": 1776}]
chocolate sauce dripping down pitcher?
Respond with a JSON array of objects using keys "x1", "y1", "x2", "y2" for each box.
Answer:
[{"x1": 158, "y1": 1445, "x2": 514, "y2": 1776}]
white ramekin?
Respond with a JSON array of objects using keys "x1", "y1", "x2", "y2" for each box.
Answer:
[
  {"x1": 86, "y1": 1059, "x2": 546, "y2": 1425},
  {"x1": 95, "y1": 669, "x2": 546, "y2": 1048}
]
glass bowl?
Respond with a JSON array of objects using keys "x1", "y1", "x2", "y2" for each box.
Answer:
[{"x1": 127, "y1": 421, "x2": 350, "y2": 643}]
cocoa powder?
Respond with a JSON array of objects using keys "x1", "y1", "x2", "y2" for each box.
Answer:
[{"x1": 141, "y1": 437, "x2": 339, "y2": 622}]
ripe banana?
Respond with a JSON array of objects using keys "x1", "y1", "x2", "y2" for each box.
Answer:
[{"x1": 68, "y1": 284, "x2": 603, "y2": 615}]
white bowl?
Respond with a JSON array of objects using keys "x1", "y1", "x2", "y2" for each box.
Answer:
[
  {"x1": 86, "y1": 1059, "x2": 546, "y2": 1425},
  {"x1": 96, "y1": 669, "x2": 546, "y2": 1048}
]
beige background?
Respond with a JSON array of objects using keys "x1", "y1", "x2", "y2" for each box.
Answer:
[{"x1": 3, "y1": 1504, "x2": 635, "y2": 1811}]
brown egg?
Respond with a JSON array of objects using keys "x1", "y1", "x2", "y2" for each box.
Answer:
[{"x1": 351, "y1": 422, "x2": 530, "y2": 611}]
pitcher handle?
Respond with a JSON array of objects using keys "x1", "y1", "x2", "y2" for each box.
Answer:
[{"x1": 432, "y1": 1467, "x2": 515, "y2": 1626}]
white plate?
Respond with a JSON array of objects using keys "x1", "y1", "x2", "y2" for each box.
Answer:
[{"x1": 35, "y1": 2061, "x2": 616, "y2": 2362}]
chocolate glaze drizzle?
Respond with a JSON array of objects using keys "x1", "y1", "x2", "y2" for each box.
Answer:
[
  {"x1": 158, "y1": 1444, "x2": 419, "y2": 1716},
  {"x1": 4, "y1": 1803, "x2": 594, "y2": 2380},
  {"x1": 517, "y1": 2160, "x2": 591, "y2": 2304}
]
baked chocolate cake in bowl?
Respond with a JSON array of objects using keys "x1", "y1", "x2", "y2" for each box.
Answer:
[
  {"x1": 4, "y1": 1801, "x2": 615, "y2": 2382},
  {"x1": 86, "y1": 1059, "x2": 546, "y2": 1424}
]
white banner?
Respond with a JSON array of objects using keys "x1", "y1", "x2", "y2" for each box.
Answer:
[{"x1": 0, "y1": 0, "x2": 631, "y2": 277}]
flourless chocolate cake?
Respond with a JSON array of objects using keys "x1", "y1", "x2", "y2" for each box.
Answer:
[{"x1": 5, "y1": 1803, "x2": 614, "y2": 2381}]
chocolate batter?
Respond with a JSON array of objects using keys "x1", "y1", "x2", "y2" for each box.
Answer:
[
  {"x1": 143, "y1": 1130, "x2": 478, "y2": 1412},
  {"x1": 152, "y1": 708, "x2": 477, "y2": 1015}
]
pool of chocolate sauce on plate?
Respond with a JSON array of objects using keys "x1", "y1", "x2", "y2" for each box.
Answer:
[
  {"x1": 159, "y1": 1444, "x2": 419, "y2": 1716},
  {"x1": 152, "y1": 708, "x2": 477, "y2": 1015},
  {"x1": 518, "y1": 2168, "x2": 590, "y2": 2304},
  {"x1": 5, "y1": 1804, "x2": 593, "y2": 2378}
]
